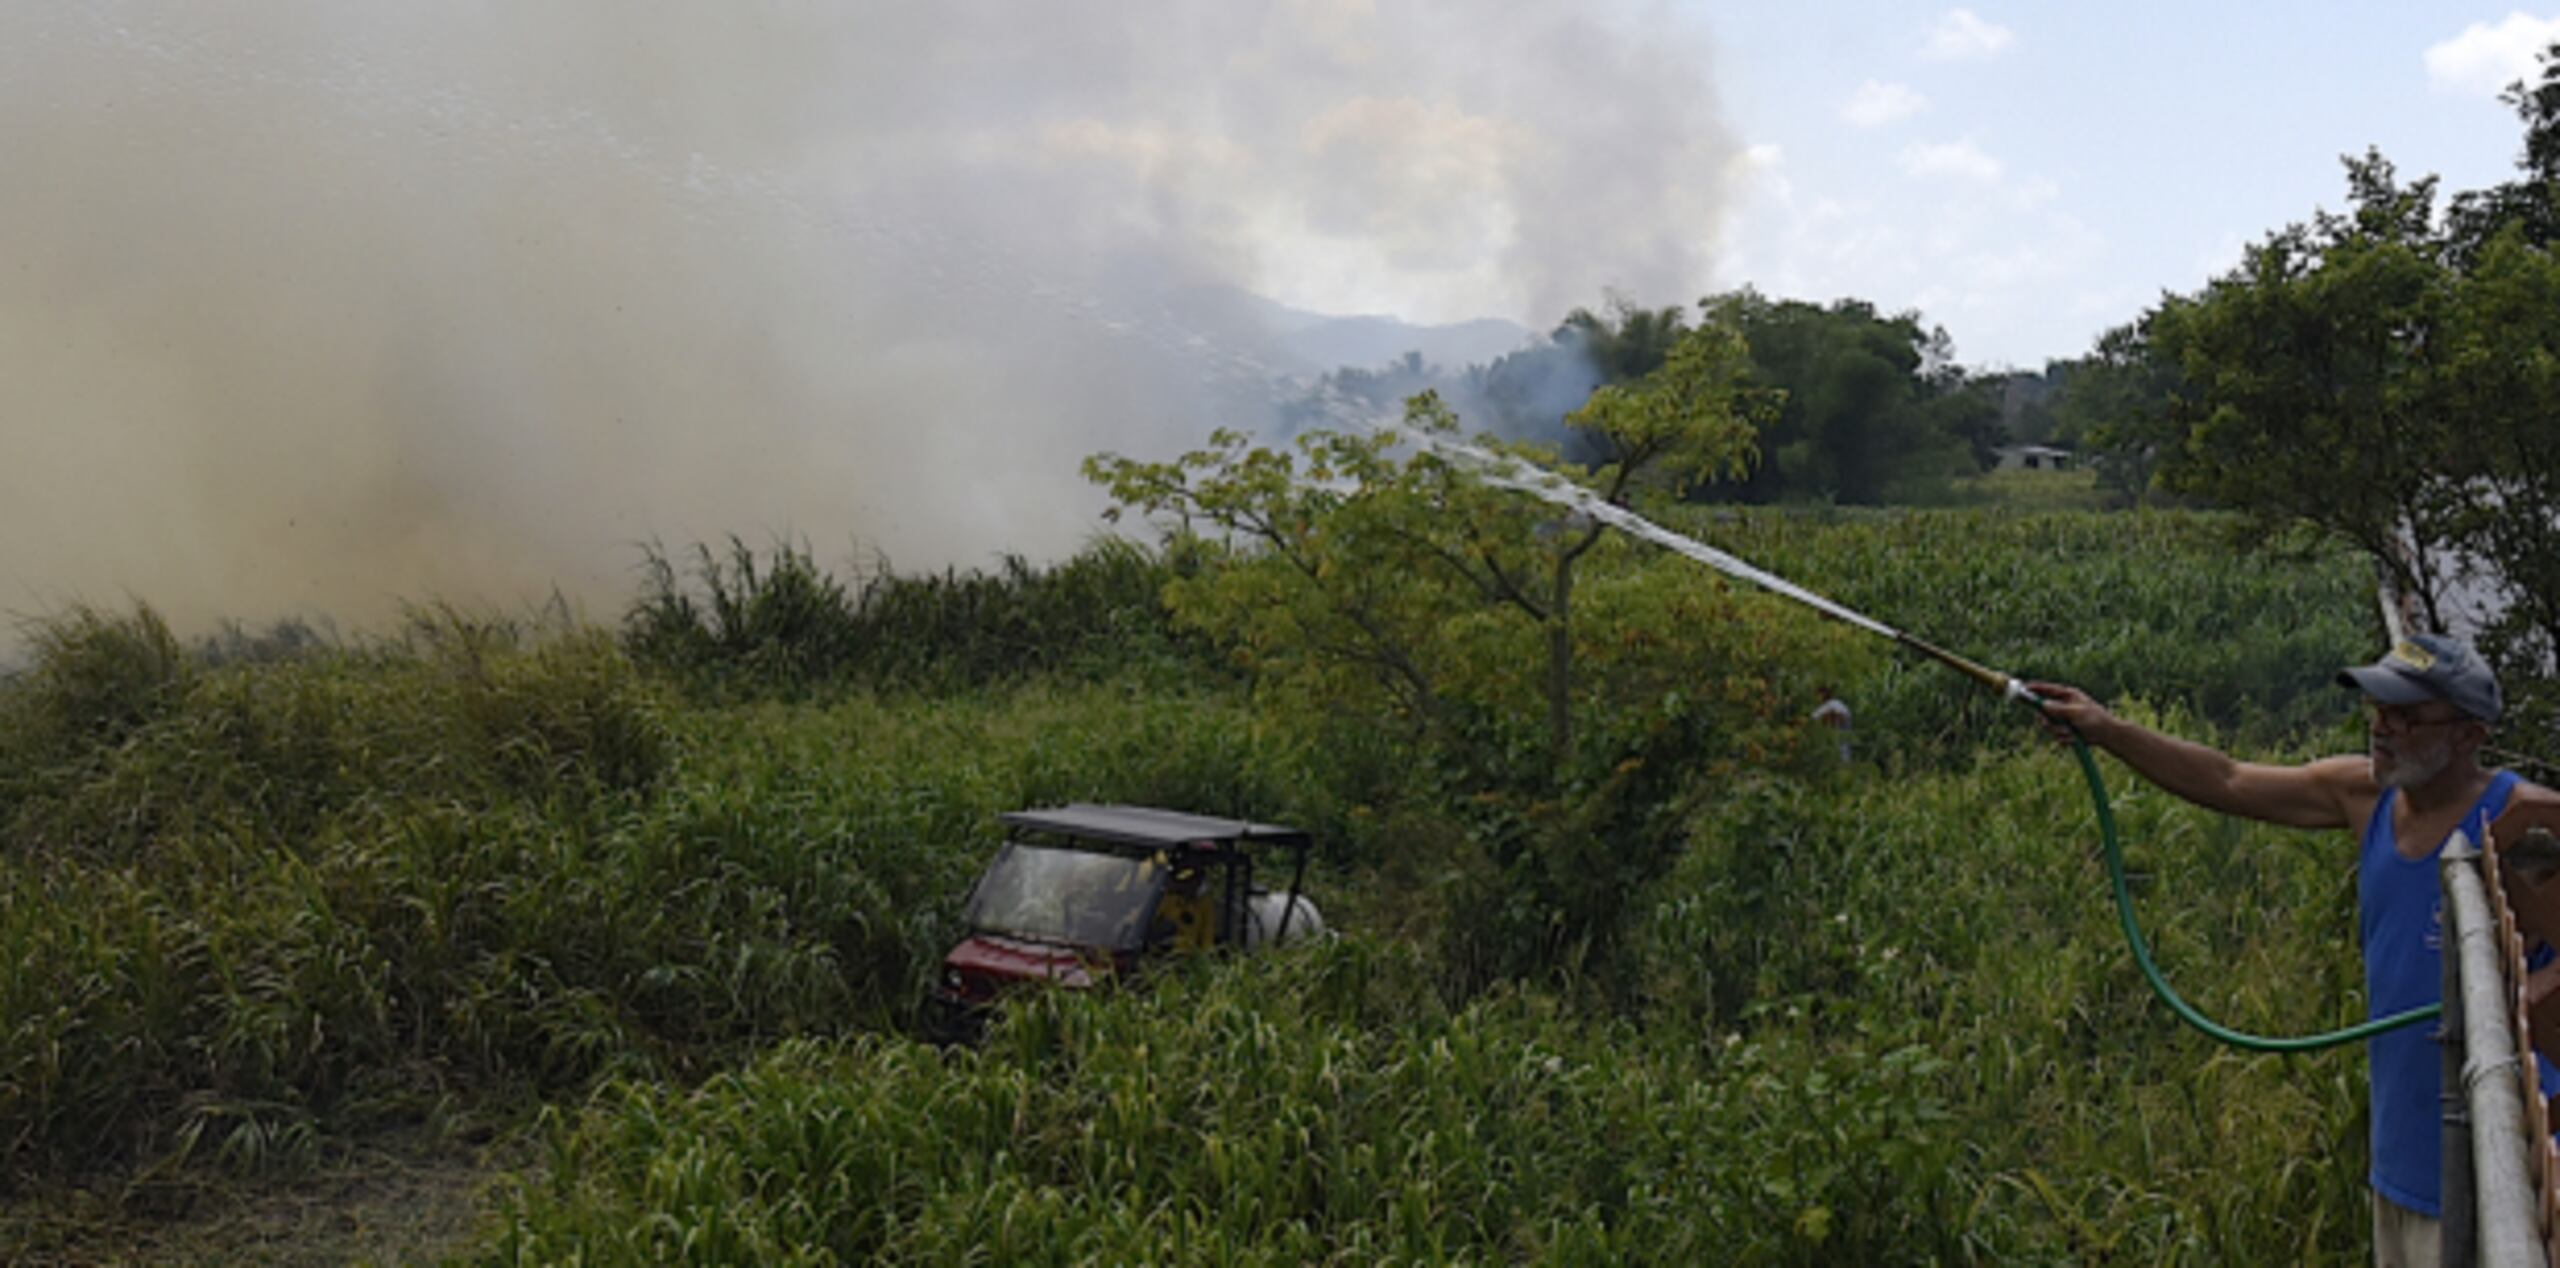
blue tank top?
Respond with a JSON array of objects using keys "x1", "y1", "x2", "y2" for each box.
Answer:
[{"x1": 2360, "y1": 769, "x2": 2530, "y2": 1215}]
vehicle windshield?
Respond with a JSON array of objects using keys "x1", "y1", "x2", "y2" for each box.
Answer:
[{"x1": 963, "y1": 842, "x2": 1166, "y2": 950}]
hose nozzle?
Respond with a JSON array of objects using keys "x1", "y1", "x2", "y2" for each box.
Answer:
[{"x1": 1896, "y1": 631, "x2": 2022, "y2": 701}]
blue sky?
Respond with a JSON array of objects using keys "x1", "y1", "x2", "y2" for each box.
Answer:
[{"x1": 1698, "y1": 4, "x2": 2560, "y2": 368}]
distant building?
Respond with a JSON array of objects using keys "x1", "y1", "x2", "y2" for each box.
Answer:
[{"x1": 1993, "y1": 444, "x2": 2076, "y2": 472}]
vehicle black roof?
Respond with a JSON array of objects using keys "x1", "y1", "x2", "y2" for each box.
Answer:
[{"x1": 999, "y1": 803, "x2": 1309, "y2": 853}]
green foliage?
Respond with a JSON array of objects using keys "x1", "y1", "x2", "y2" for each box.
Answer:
[
  {"x1": 1680, "y1": 504, "x2": 2376, "y2": 767},
  {"x1": 1560, "y1": 294, "x2": 1693, "y2": 384},
  {"x1": 1089, "y1": 342, "x2": 1812, "y2": 992},
  {"x1": 486, "y1": 942, "x2": 1966, "y2": 1266},
  {"x1": 490, "y1": 741, "x2": 2379, "y2": 1267},
  {"x1": 492, "y1": 706, "x2": 2377, "y2": 1265},
  {"x1": 1641, "y1": 719, "x2": 2371, "y2": 1261},
  {"x1": 1278, "y1": 294, "x2": 1700, "y2": 463},
  {"x1": 1565, "y1": 315, "x2": 1769, "y2": 497},
  {"x1": 2432, "y1": 227, "x2": 2560, "y2": 746},
  {"x1": 0, "y1": 606, "x2": 191, "y2": 806},
  {"x1": 0, "y1": 606, "x2": 1277, "y2": 1181},
  {"x1": 1949, "y1": 466, "x2": 2111, "y2": 513},
  {"x1": 1421, "y1": 562, "x2": 1866, "y2": 989},
  {"x1": 7, "y1": 612, "x2": 669, "y2": 860},
  {"x1": 625, "y1": 538, "x2": 863, "y2": 686},
  {"x1": 2057, "y1": 74, "x2": 2560, "y2": 740},
  {"x1": 189, "y1": 614, "x2": 340, "y2": 669},
  {"x1": 1277, "y1": 288, "x2": 2013, "y2": 509},
  {"x1": 624, "y1": 537, "x2": 1204, "y2": 696},
  {"x1": 1702, "y1": 290, "x2": 1992, "y2": 505},
  {"x1": 1087, "y1": 371, "x2": 1764, "y2": 779},
  {"x1": 2049, "y1": 319, "x2": 2189, "y2": 506},
  {"x1": 2143, "y1": 155, "x2": 2458, "y2": 604},
  {"x1": 2145, "y1": 152, "x2": 2560, "y2": 735},
  {"x1": 2447, "y1": 40, "x2": 2560, "y2": 260},
  {"x1": 852, "y1": 539, "x2": 1205, "y2": 691},
  {"x1": 1, "y1": 500, "x2": 2408, "y2": 1263}
]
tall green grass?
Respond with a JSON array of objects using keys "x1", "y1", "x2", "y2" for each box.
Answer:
[
  {"x1": 5, "y1": 607, "x2": 666, "y2": 862},
  {"x1": 487, "y1": 941, "x2": 1968, "y2": 1266},
  {"x1": 1642, "y1": 707, "x2": 2371, "y2": 1259},
  {"x1": 486, "y1": 715, "x2": 2377, "y2": 1263},
  {"x1": 624, "y1": 537, "x2": 1210, "y2": 695},
  {"x1": 2, "y1": 503, "x2": 2414, "y2": 1264},
  {"x1": 1663, "y1": 504, "x2": 2377, "y2": 764},
  {"x1": 0, "y1": 610, "x2": 1283, "y2": 1184}
]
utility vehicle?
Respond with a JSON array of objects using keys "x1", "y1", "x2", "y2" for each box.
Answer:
[{"x1": 923, "y1": 803, "x2": 1325, "y2": 1044}]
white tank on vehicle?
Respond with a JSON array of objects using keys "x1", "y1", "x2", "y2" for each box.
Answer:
[{"x1": 1242, "y1": 888, "x2": 1327, "y2": 947}]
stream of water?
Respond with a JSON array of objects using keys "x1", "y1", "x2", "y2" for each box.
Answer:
[{"x1": 1395, "y1": 430, "x2": 1903, "y2": 640}]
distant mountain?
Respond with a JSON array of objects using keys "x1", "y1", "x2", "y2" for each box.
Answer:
[
  {"x1": 1183, "y1": 285, "x2": 1540, "y2": 377},
  {"x1": 1280, "y1": 313, "x2": 1538, "y2": 378}
]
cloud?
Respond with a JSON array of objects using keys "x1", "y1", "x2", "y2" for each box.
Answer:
[
  {"x1": 2426, "y1": 12, "x2": 2560, "y2": 98},
  {"x1": 1841, "y1": 80, "x2": 1928, "y2": 127},
  {"x1": 1718, "y1": 120, "x2": 2095, "y2": 367},
  {"x1": 0, "y1": 2, "x2": 1742, "y2": 641},
  {"x1": 1922, "y1": 9, "x2": 2015, "y2": 61},
  {"x1": 1899, "y1": 139, "x2": 2005, "y2": 182},
  {"x1": 2009, "y1": 176, "x2": 2061, "y2": 210}
]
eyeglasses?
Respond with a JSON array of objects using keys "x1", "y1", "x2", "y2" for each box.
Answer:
[{"x1": 2365, "y1": 702, "x2": 2466, "y2": 733}]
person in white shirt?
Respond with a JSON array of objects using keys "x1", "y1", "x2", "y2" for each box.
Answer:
[{"x1": 1811, "y1": 685, "x2": 1851, "y2": 762}]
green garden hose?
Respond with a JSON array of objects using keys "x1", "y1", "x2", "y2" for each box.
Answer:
[
  {"x1": 2059, "y1": 718, "x2": 2437, "y2": 1052},
  {"x1": 1416, "y1": 439, "x2": 2438, "y2": 1053}
]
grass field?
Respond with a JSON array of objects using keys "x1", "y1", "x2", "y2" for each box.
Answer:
[{"x1": 0, "y1": 500, "x2": 2398, "y2": 1263}]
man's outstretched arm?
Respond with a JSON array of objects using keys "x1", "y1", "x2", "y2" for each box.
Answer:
[{"x1": 2028, "y1": 681, "x2": 2367, "y2": 830}]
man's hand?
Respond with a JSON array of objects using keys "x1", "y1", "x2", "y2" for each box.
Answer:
[{"x1": 2025, "y1": 681, "x2": 2114, "y2": 746}]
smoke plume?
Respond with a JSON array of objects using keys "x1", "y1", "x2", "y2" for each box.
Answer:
[{"x1": 0, "y1": 2, "x2": 1738, "y2": 641}]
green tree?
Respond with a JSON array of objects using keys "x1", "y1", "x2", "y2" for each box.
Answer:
[
  {"x1": 2051, "y1": 319, "x2": 2185, "y2": 506},
  {"x1": 2108, "y1": 73, "x2": 2560, "y2": 745},
  {"x1": 1917, "y1": 367, "x2": 2009, "y2": 473},
  {"x1": 1089, "y1": 327, "x2": 1764, "y2": 765},
  {"x1": 2143, "y1": 154, "x2": 2467, "y2": 627},
  {"x1": 1703, "y1": 291, "x2": 1980, "y2": 503},
  {"x1": 1470, "y1": 295, "x2": 1696, "y2": 460},
  {"x1": 1085, "y1": 320, "x2": 1854, "y2": 987},
  {"x1": 1281, "y1": 294, "x2": 1697, "y2": 460},
  {"x1": 2434, "y1": 228, "x2": 2560, "y2": 741},
  {"x1": 1556, "y1": 295, "x2": 1690, "y2": 384},
  {"x1": 2448, "y1": 42, "x2": 2560, "y2": 261}
]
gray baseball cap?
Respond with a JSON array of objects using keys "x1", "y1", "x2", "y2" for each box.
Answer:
[{"x1": 2337, "y1": 634, "x2": 2502, "y2": 722}]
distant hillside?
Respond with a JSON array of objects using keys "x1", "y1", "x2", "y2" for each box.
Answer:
[
  {"x1": 1275, "y1": 312, "x2": 1536, "y2": 375},
  {"x1": 1189, "y1": 285, "x2": 1537, "y2": 375}
]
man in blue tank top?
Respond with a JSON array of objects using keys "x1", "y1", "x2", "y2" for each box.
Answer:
[{"x1": 2034, "y1": 634, "x2": 2560, "y2": 1268}]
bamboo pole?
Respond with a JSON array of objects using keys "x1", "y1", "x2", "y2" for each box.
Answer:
[
  {"x1": 2445, "y1": 834, "x2": 2542, "y2": 1267},
  {"x1": 2448, "y1": 895, "x2": 2478, "y2": 1268}
]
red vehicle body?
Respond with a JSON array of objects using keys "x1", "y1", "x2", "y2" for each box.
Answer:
[{"x1": 924, "y1": 804, "x2": 1319, "y2": 1043}]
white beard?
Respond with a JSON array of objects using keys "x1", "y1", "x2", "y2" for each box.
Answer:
[{"x1": 2375, "y1": 735, "x2": 2454, "y2": 790}]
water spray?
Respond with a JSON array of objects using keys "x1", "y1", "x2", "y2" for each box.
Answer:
[{"x1": 1417, "y1": 431, "x2": 2432, "y2": 1053}]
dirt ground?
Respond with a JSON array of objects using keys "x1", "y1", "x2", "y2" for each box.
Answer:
[{"x1": 1, "y1": 1132, "x2": 524, "y2": 1267}]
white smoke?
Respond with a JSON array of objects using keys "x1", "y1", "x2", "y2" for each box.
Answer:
[{"x1": 0, "y1": 1, "x2": 1738, "y2": 639}]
